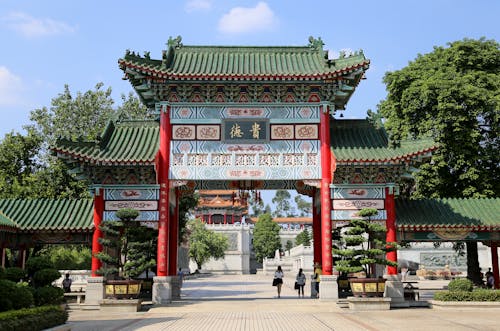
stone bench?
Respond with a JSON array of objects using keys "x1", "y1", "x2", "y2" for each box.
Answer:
[{"x1": 64, "y1": 292, "x2": 85, "y2": 304}]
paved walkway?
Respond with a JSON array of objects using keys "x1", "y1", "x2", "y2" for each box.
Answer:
[{"x1": 68, "y1": 274, "x2": 500, "y2": 331}]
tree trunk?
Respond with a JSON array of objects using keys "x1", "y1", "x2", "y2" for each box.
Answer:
[{"x1": 466, "y1": 242, "x2": 482, "y2": 285}]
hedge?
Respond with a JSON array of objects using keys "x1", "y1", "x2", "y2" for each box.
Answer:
[
  {"x1": 447, "y1": 278, "x2": 473, "y2": 292},
  {"x1": 0, "y1": 305, "x2": 68, "y2": 331},
  {"x1": 434, "y1": 289, "x2": 500, "y2": 301}
]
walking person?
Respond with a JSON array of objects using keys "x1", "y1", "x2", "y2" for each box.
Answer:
[
  {"x1": 295, "y1": 268, "x2": 306, "y2": 297},
  {"x1": 272, "y1": 266, "x2": 284, "y2": 298}
]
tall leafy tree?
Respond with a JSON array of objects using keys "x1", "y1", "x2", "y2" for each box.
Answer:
[
  {"x1": 378, "y1": 38, "x2": 500, "y2": 284},
  {"x1": 294, "y1": 195, "x2": 312, "y2": 216},
  {"x1": 272, "y1": 190, "x2": 292, "y2": 217},
  {"x1": 187, "y1": 219, "x2": 228, "y2": 271},
  {"x1": 295, "y1": 229, "x2": 311, "y2": 246},
  {"x1": 252, "y1": 213, "x2": 281, "y2": 263}
]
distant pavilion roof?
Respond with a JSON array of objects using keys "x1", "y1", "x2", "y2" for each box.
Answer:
[
  {"x1": 0, "y1": 199, "x2": 94, "y2": 233},
  {"x1": 332, "y1": 120, "x2": 437, "y2": 164}
]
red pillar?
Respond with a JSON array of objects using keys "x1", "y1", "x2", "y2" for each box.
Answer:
[
  {"x1": 157, "y1": 105, "x2": 171, "y2": 277},
  {"x1": 312, "y1": 189, "x2": 322, "y2": 265},
  {"x1": 320, "y1": 105, "x2": 332, "y2": 275},
  {"x1": 385, "y1": 187, "x2": 398, "y2": 275},
  {"x1": 91, "y1": 188, "x2": 104, "y2": 277},
  {"x1": 224, "y1": 213, "x2": 227, "y2": 224},
  {"x1": 168, "y1": 188, "x2": 180, "y2": 276},
  {"x1": 491, "y1": 243, "x2": 499, "y2": 289}
]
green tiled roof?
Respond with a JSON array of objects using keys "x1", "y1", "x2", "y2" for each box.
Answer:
[
  {"x1": 332, "y1": 120, "x2": 437, "y2": 163},
  {"x1": 0, "y1": 199, "x2": 93, "y2": 232},
  {"x1": 53, "y1": 120, "x2": 159, "y2": 165},
  {"x1": 396, "y1": 198, "x2": 500, "y2": 230},
  {"x1": 0, "y1": 211, "x2": 18, "y2": 231},
  {"x1": 119, "y1": 44, "x2": 369, "y2": 80}
]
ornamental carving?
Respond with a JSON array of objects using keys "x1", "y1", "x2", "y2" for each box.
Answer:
[{"x1": 271, "y1": 125, "x2": 294, "y2": 139}]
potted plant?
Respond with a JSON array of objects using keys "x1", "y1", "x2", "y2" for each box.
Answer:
[
  {"x1": 332, "y1": 208, "x2": 397, "y2": 297},
  {"x1": 96, "y1": 208, "x2": 153, "y2": 299}
]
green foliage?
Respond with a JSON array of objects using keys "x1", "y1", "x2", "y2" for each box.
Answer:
[
  {"x1": 0, "y1": 279, "x2": 34, "y2": 312},
  {"x1": 332, "y1": 208, "x2": 397, "y2": 277},
  {"x1": 447, "y1": 278, "x2": 474, "y2": 292},
  {"x1": 187, "y1": 218, "x2": 229, "y2": 270},
  {"x1": 0, "y1": 305, "x2": 68, "y2": 331},
  {"x1": 294, "y1": 195, "x2": 312, "y2": 216},
  {"x1": 96, "y1": 221, "x2": 123, "y2": 278},
  {"x1": 115, "y1": 208, "x2": 140, "y2": 221},
  {"x1": 4, "y1": 267, "x2": 27, "y2": 282},
  {"x1": 434, "y1": 289, "x2": 500, "y2": 301},
  {"x1": 252, "y1": 213, "x2": 281, "y2": 263},
  {"x1": 179, "y1": 193, "x2": 199, "y2": 243},
  {"x1": 272, "y1": 190, "x2": 292, "y2": 217},
  {"x1": 0, "y1": 267, "x2": 5, "y2": 279},
  {"x1": 33, "y1": 286, "x2": 64, "y2": 306},
  {"x1": 122, "y1": 226, "x2": 157, "y2": 279},
  {"x1": 32, "y1": 269, "x2": 61, "y2": 288},
  {"x1": 25, "y1": 256, "x2": 54, "y2": 277},
  {"x1": 37, "y1": 245, "x2": 91, "y2": 270},
  {"x1": 295, "y1": 229, "x2": 311, "y2": 246},
  {"x1": 285, "y1": 240, "x2": 293, "y2": 251}
]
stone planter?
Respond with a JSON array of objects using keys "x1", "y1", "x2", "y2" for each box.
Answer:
[
  {"x1": 349, "y1": 278, "x2": 386, "y2": 297},
  {"x1": 105, "y1": 279, "x2": 142, "y2": 299}
]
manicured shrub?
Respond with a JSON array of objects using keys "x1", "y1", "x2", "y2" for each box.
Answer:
[
  {"x1": 26, "y1": 256, "x2": 54, "y2": 276},
  {"x1": 33, "y1": 286, "x2": 64, "y2": 306},
  {"x1": 434, "y1": 289, "x2": 500, "y2": 301},
  {"x1": 0, "y1": 279, "x2": 34, "y2": 312},
  {"x1": 33, "y1": 269, "x2": 61, "y2": 287},
  {"x1": 0, "y1": 305, "x2": 68, "y2": 331},
  {"x1": 4, "y1": 267, "x2": 26, "y2": 282},
  {"x1": 447, "y1": 278, "x2": 473, "y2": 292}
]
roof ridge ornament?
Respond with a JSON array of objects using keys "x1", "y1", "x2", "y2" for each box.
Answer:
[
  {"x1": 308, "y1": 36, "x2": 324, "y2": 51},
  {"x1": 167, "y1": 35, "x2": 183, "y2": 49}
]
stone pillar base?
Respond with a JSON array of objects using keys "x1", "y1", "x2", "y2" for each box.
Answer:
[
  {"x1": 347, "y1": 297, "x2": 391, "y2": 311},
  {"x1": 82, "y1": 277, "x2": 104, "y2": 310},
  {"x1": 383, "y1": 274, "x2": 409, "y2": 308},
  {"x1": 152, "y1": 276, "x2": 172, "y2": 304},
  {"x1": 170, "y1": 276, "x2": 181, "y2": 300},
  {"x1": 319, "y1": 275, "x2": 338, "y2": 301}
]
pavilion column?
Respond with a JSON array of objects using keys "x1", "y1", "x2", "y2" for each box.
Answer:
[
  {"x1": 168, "y1": 188, "x2": 179, "y2": 276},
  {"x1": 312, "y1": 189, "x2": 322, "y2": 265},
  {"x1": 385, "y1": 187, "x2": 398, "y2": 275},
  {"x1": 157, "y1": 105, "x2": 171, "y2": 277},
  {"x1": 224, "y1": 213, "x2": 227, "y2": 224},
  {"x1": 208, "y1": 214, "x2": 212, "y2": 224},
  {"x1": 492, "y1": 243, "x2": 499, "y2": 289},
  {"x1": 91, "y1": 188, "x2": 104, "y2": 277},
  {"x1": 320, "y1": 105, "x2": 332, "y2": 275},
  {"x1": 1, "y1": 247, "x2": 5, "y2": 268}
]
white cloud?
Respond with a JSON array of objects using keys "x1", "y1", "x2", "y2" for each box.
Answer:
[
  {"x1": 185, "y1": 0, "x2": 212, "y2": 12},
  {"x1": 3, "y1": 12, "x2": 76, "y2": 38},
  {"x1": 218, "y1": 2, "x2": 276, "y2": 34},
  {"x1": 0, "y1": 66, "x2": 24, "y2": 106}
]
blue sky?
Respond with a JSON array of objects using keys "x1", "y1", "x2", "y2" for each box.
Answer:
[{"x1": 0, "y1": 1, "x2": 499, "y2": 138}]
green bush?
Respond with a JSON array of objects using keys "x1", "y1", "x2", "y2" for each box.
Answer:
[
  {"x1": 0, "y1": 267, "x2": 5, "y2": 279},
  {"x1": 0, "y1": 305, "x2": 68, "y2": 331},
  {"x1": 37, "y1": 245, "x2": 92, "y2": 270},
  {"x1": 4, "y1": 267, "x2": 26, "y2": 283},
  {"x1": 434, "y1": 290, "x2": 500, "y2": 301},
  {"x1": 447, "y1": 278, "x2": 473, "y2": 292},
  {"x1": 26, "y1": 256, "x2": 54, "y2": 276},
  {"x1": 0, "y1": 279, "x2": 34, "y2": 312},
  {"x1": 33, "y1": 269, "x2": 60, "y2": 287},
  {"x1": 33, "y1": 286, "x2": 64, "y2": 306}
]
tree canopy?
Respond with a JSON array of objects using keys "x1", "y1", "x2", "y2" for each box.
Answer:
[
  {"x1": 187, "y1": 219, "x2": 228, "y2": 270},
  {"x1": 252, "y1": 213, "x2": 281, "y2": 263},
  {"x1": 272, "y1": 190, "x2": 292, "y2": 217},
  {"x1": 377, "y1": 37, "x2": 500, "y2": 284}
]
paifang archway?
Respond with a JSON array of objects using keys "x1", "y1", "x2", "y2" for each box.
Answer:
[{"x1": 54, "y1": 37, "x2": 437, "y2": 303}]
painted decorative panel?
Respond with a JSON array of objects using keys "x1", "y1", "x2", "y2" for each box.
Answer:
[
  {"x1": 331, "y1": 210, "x2": 387, "y2": 221},
  {"x1": 172, "y1": 125, "x2": 196, "y2": 140},
  {"x1": 104, "y1": 211, "x2": 159, "y2": 222},
  {"x1": 331, "y1": 187, "x2": 385, "y2": 199},
  {"x1": 295, "y1": 124, "x2": 318, "y2": 139},
  {"x1": 105, "y1": 200, "x2": 158, "y2": 211},
  {"x1": 333, "y1": 199, "x2": 384, "y2": 210},
  {"x1": 196, "y1": 125, "x2": 220, "y2": 140},
  {"x1": 104, "y1": 188, "x2": 159, "y2": 201},
  {"x1": 271, "y1": 125, "x2": 294, "y2": 140}
]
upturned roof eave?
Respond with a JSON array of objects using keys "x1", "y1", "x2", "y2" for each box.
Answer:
[
  {"x1": 53, "y1": 148, "x2": 155, "y2": 166},
  {"x1": 334, "y1": 146, "x2": 438, "y2": 164},
  {"x1": 119, "y1": 59, "x2": 370, "y2": 82}
]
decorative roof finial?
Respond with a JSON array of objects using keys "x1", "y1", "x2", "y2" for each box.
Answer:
[
  {"x1": 308, "y1": 36, "x2": 324, "y2": 50},
  {"x1": 167, "y1": 35, "x2": 183, "y2": 49}
]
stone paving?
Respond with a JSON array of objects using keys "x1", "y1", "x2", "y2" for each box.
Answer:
[{"x1": 67, "y1": 274, "x2": 500, "y2": 331}]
